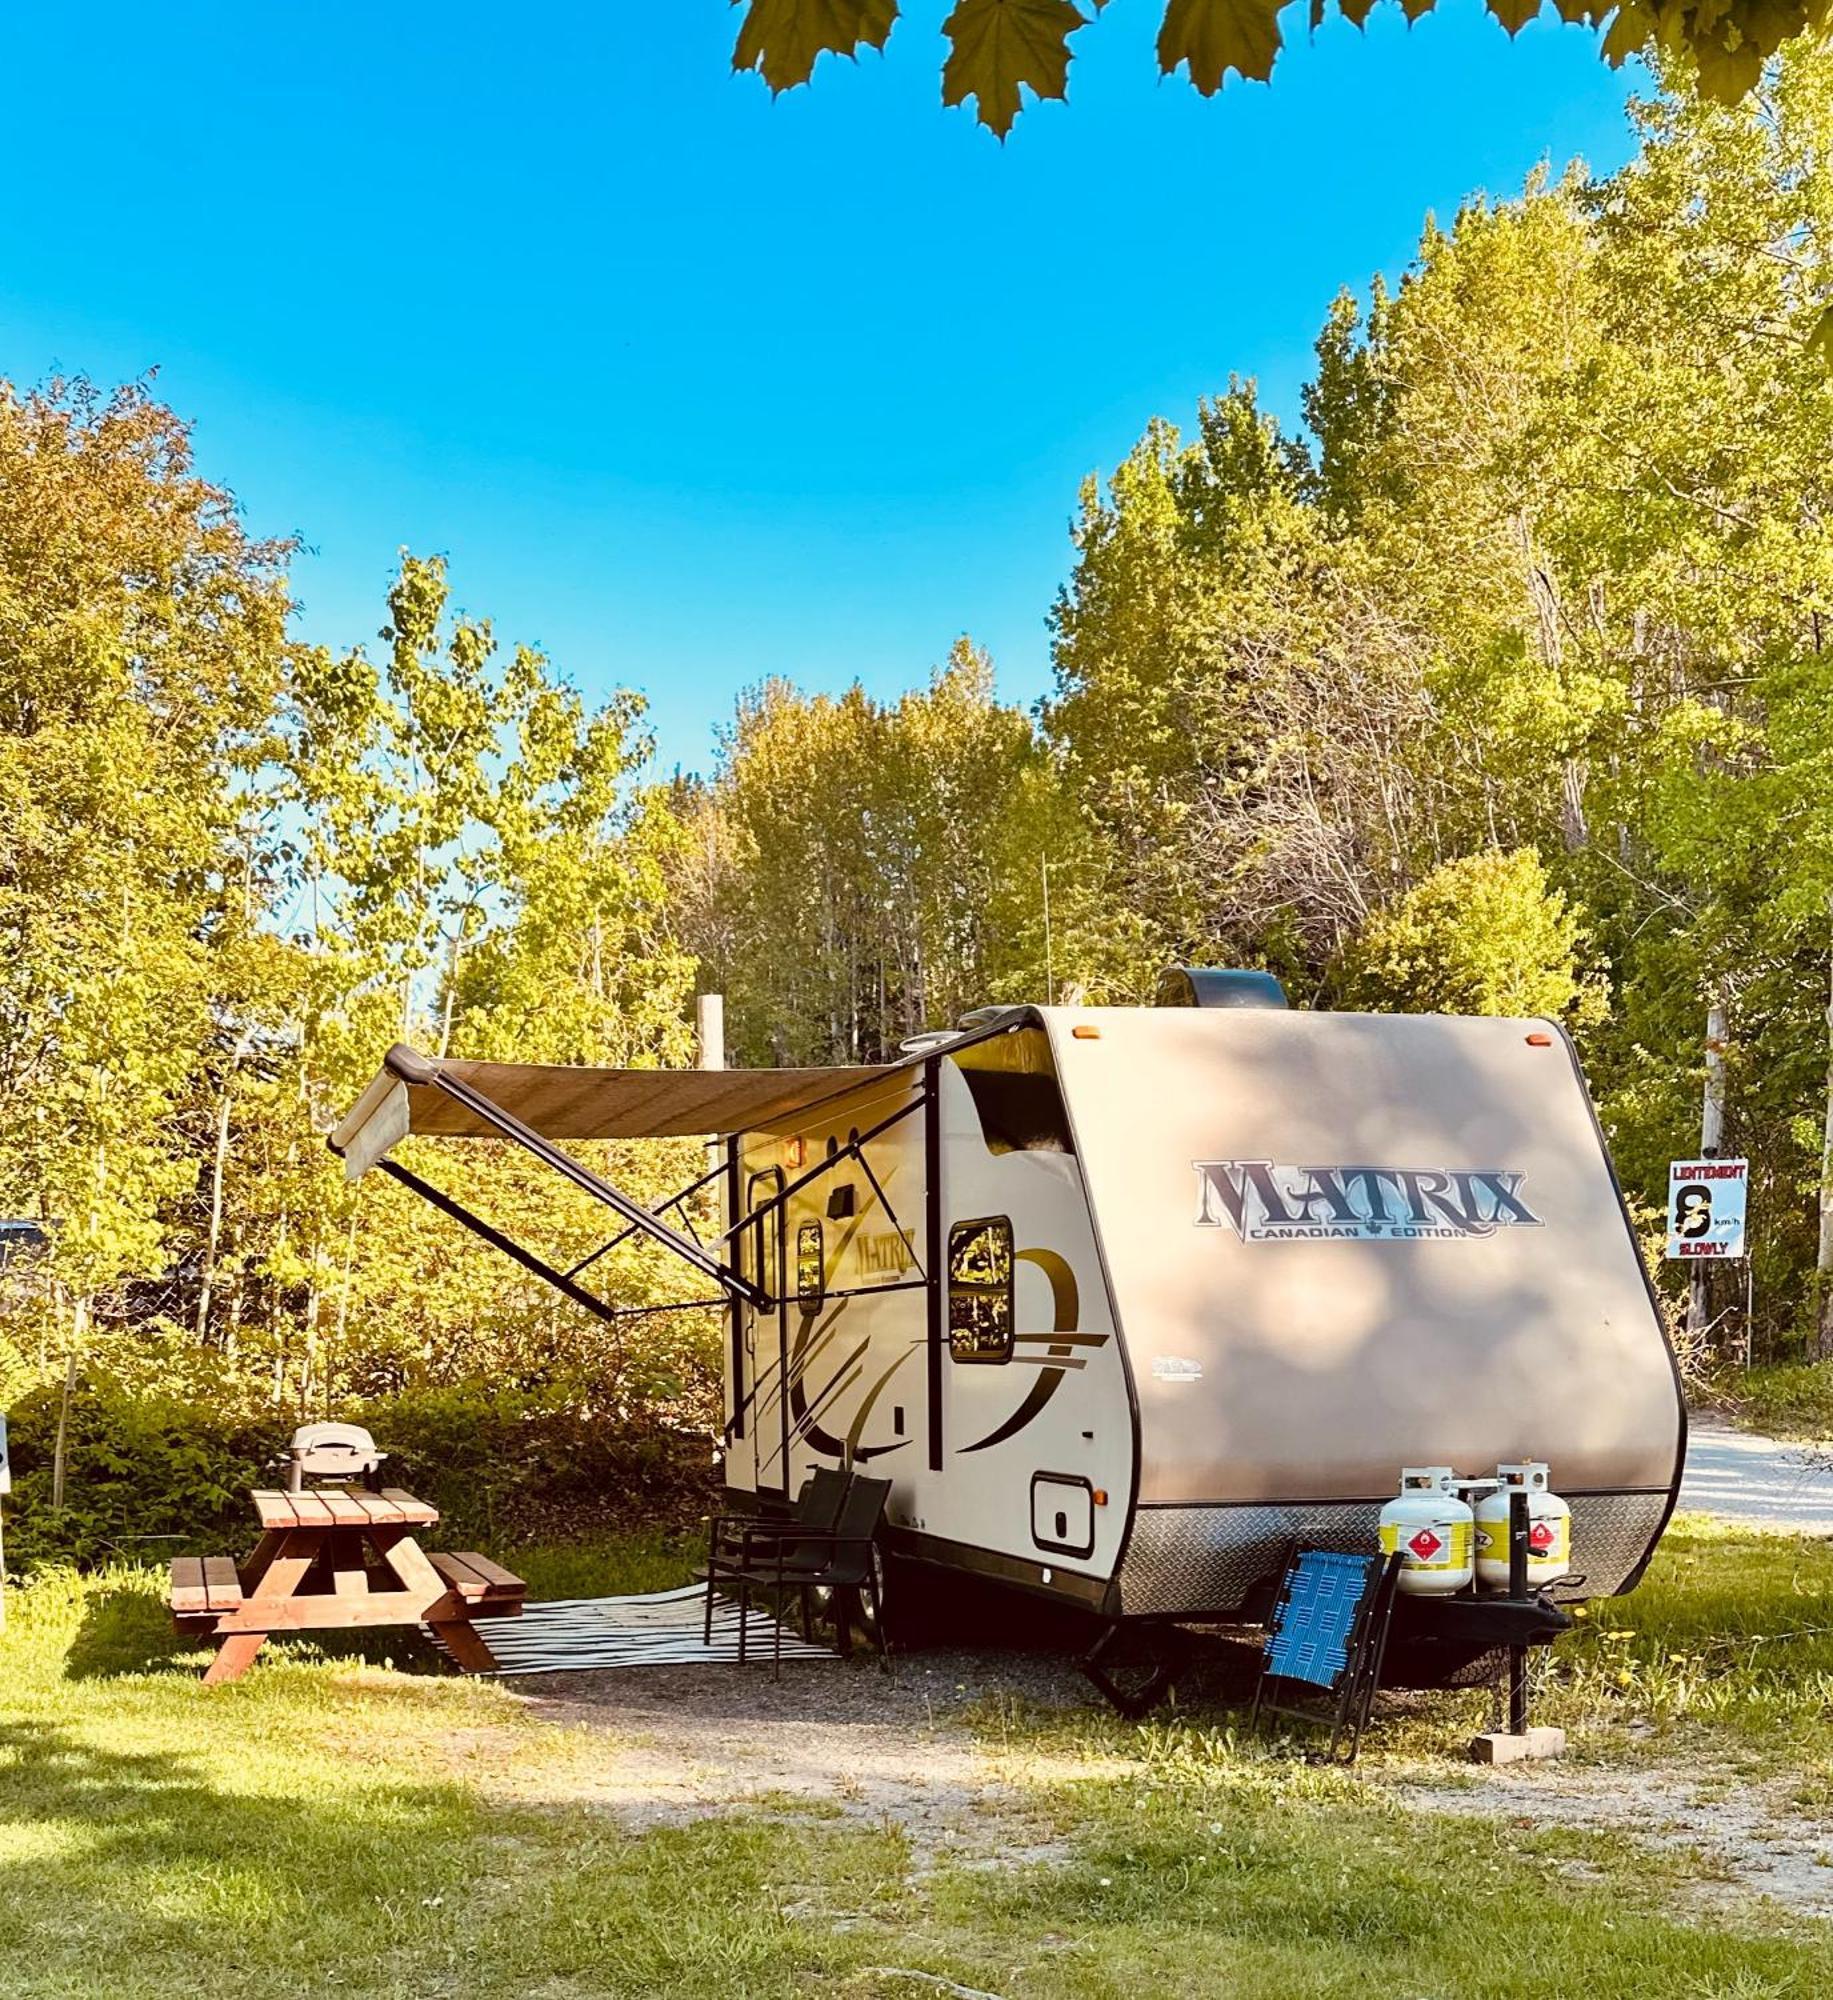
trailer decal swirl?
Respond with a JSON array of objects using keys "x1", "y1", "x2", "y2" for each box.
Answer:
[{"x1": 958, "y1": 1247, "x2": 1109, "y2": 1454}]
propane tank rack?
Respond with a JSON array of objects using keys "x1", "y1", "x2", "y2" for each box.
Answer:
[{"x1": 1392, "y1": 1484, "x2": 1573, "y2": 1757}]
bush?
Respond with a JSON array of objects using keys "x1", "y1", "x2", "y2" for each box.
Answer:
[
  {"x1": 352, "y1": 1382, "x2": 717, "y2": 1547},
  {"x1": 1335, "y1": 847, "x2": 1608, "y2": 1025},
  {"x1": 2, "y1": 1365, "x2": 719, "y2": 1575},
  {"x1": 1718, "y1": 1360, "x2": 1833, "y2": 1441},
  {"x1": 3, "y1": 1373, "x2": 273, "y2": 1571}
]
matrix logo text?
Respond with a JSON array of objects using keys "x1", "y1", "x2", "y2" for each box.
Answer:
[{"x1": 1193, "y1": 1161, "x2": 1543, "y2": 1242}]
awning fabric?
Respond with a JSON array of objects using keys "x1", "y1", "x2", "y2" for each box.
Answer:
[{"x1": 330, "y1": 1043, "x2": 911, "y2": 1179}]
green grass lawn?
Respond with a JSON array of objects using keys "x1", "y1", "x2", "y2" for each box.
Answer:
[
  {"x1": 2, "y1": 1525, "x2": 1831, "y2": 1996},
  {"x1": 1543, "y1": 1517, "x2": 1833, "y2": 1764}
]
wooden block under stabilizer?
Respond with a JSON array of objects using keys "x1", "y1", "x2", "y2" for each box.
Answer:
[{"x1": 1469, "y1": 1726, "x2": 1567, "y2": 1764}]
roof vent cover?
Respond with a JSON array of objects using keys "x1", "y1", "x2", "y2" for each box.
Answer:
[{"x1": 1154, "y1": 966, "x2": 1289, "y2": 1010}]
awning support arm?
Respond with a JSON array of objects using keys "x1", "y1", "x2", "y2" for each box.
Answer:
[
  {"x1": 376, "y1": 1158, "x2": 624, "y2": 1326},
  {"x1": 594, "y1": 1294, "x2": 730, "y2": 1323},
  {"x1": 849, "y1": 1144, "x2": 913, "y2": 1272},
  {"x1": 391, "y1": 1049, "x2": 766, "y2": 1308},
  {"x1": 562, "y1": 1155, "x2": 730, "y2": 1282}
]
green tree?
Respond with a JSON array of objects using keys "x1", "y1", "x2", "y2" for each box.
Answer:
[
  {"x1": 683, "y1": 641, "x2": 1143, "y2": 1064},
  {"x1": 0, "y1": 380, "x2": 294, "y2": 1416},
  {"x1": 1336, "y1": 848, "x2": 1607, "y2": 1021}
]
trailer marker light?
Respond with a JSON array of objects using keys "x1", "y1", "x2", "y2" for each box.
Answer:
[
  {"x1": 1525, "y1": 1032, "x2": 1553, "y2": 1047},
  {"x1": 1092, "y1": 1488, "x2": 1108, "y2": 1506},
  {"x1": 1072, "y1": 1025, "x2": 1101, "y2": 1040}
]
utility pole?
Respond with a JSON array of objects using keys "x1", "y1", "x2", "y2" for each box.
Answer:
[
  {"x1": 695, "y1": 992, "x2": 726, "y2": 1072},
  {"x1": 697, "y1": 993, "x2": 726, "y2": 1191},
  {"x1": 1817, "y1": 900, "x2": 1833, "y2": 1360},
  {"x1": 1688, "y1": 991, "x2": 1728, "y2": 1351}
]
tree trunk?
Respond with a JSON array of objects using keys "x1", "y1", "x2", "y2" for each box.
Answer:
[
  {"x1": 50, "y1": 1298, "x2": 86, "y2": 1512},
  {"x1": 194, "y1": 1077, "x2": 235, "y2": 1341},
  {"x1": 1816, "y1": 918, "x2": 1833, "y2": 1361},
  {"x1": 437, "y1": 927, "x2": 463, "y2": 1058},
  {"x1": 299, "y1": 1255, "x2": 322, "y2": 1417}
]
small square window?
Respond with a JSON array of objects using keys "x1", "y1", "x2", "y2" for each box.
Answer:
[
  {"x1": 796, "y1": 1221, "x2": 824, "y2": 1304},
  {"x1": 948, "y1": 1216, "x2": 1014, "y2": 1363}
]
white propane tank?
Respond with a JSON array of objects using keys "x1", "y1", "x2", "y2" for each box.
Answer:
[
  {"x1": 1378, "y1": 1466, "x2": 1475, "y2": 1596},
  {"x1": 1474, "y1": 1462, "x2": 1572, "y2": 1592}
]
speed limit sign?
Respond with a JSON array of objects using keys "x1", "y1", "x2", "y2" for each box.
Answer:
[{"x1": 1666, "y1": 1158, "x2": 1748, "y2": 1261}]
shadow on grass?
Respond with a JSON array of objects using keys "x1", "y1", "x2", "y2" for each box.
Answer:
[
  {"x1": 0, "y1": 1717, "x2": 484, "y2": 1988},
  {"x1": 62, "y1": 1587, "x2": 198, "y2": 1681},
  {"x1": 61, "y1": 1584, "x2": 458, "y2": 1684}
]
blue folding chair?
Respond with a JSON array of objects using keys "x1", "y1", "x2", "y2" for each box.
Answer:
[{"x1": 1251, "y1": 1547, "x2": 1403, "y2": 1763}]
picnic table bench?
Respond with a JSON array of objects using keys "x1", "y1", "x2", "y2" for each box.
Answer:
[{"x1": 170, "y1": 1485, "x2": 524, "y2": 1685}]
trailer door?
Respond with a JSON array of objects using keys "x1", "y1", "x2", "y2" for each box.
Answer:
[{"x1": 742, "y1": 1167, "x2": 790, "y2": 1498}]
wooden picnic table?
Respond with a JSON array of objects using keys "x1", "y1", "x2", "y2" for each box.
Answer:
[{"x1": 169, "y1": 1486, "x2": 524, "y2": 1686}]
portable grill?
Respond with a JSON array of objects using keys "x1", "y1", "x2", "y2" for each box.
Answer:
[{"x1": 284, "y1": 1420, "x2": 387, "y2": 1493}]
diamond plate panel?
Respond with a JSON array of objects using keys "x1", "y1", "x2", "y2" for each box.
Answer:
[
  {"x1": 1116, "y1": 1501, "x2": 1382, "y2": 1618},
  {"x1": 1549, "y1": 1489, "x2": 1673, "y2": 1601},
  {"x1": 1114, "y1": 1488, "x2": 1671, "y2": 1618}
]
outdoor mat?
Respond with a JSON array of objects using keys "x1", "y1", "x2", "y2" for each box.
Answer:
[{"x1": 436, "y1": 1582, "x2": 843, "y2": 1676}]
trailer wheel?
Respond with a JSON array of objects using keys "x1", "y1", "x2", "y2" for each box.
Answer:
[
  {"x1": 847, "y1": 1544, "x2": 891, "y2": 1649},
  {"x1": 803, "y1": 1546, "x2": 897, "y2": 1652}
]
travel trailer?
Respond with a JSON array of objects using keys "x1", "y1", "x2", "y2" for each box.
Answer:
[{"x1": 331, "y1": 980, "x2": 1685, "y2": 1647}]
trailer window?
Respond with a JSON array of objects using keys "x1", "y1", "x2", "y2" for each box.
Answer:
[
  {"x1": 948, "y1": 1217, "x2": 1014, "y2": 1363},
  {"x1": 796, "y1": 1221, "x2": 824, "y2": 1305},
  {"x1": 953, "y1": 1027, "x2": 1073, "y2": 1154},
  {"x1": 745, "y1": 1170, "x2": 783, "y2": 1304}
]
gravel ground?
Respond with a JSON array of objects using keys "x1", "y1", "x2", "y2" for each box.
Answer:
[
  {"x1": 1392, "y1": 1764, "x2": 1833, "y2": 1919},
  {"x1": 509, "y1": 1646, "x2": 1099, "y2": 1856},
  {"x1": 1681, "y1": 1422, "x2": 1833, "y2": 1532},
  {"x1": 501, "y1": 1639, "x2": 1833, "y2": 1917}
]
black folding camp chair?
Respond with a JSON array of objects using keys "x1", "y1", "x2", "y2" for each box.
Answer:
[
  {"x1": 703, "y1": 1466, "x2": 851, "y2": 1647},
  {"x1": 712, "y1": 1473, "x2": 893, "y2": 1679},
  {"x1": 1250, "y1": 1546, "x2": 1403, "y2": 1764}
]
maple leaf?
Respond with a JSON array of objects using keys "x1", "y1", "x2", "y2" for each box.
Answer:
[
  {"x1": 732, "y1": 0, "x2": 899, "y2": 94},
  {"x1": 942, "y1": 0, "x2": 1088, "y2": 138},
  {"x1": 1156, "y1": 0, "x2": 1283, "y2": 93},
  {"x1": 1337, "y1": 0, "x2": 1379, "y2": 25},
  {"x1": 1600, "y1": 0, "x2": 1656, "y2": 59},
  {"x1": 1691, "y1": 37, "x2": 1768, "y2": 99},
  {"x1": 1486, "y1": 0, "x2": 1544, "y2": 30}
]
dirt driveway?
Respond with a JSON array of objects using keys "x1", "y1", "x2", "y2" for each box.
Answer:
[
  {"x1": 1682, "y1": 1421, "x2": 1833, "y2": 1532},
  {"x1": 503, "y1": 1644, "x2": 1833, "y2": 1917},
  {"x1": 514, "y1": 1646, "x2": 1097, "y2": 1861}
]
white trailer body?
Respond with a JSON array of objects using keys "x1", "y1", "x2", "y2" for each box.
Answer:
[{"x1": 333, "y1": 1002, "x2": 1684, "y2": 1622}]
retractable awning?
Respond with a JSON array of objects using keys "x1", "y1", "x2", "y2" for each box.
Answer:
[
  {"x1": 326, "y1": 1038, "x2": 945, "y2": 1331},
  {"x1": 327, "y1": 1041, "x2": 925, "y2": 1325},
  {"x1": 330, "y1": 1042, "x2": 908, "y2": 1181}
]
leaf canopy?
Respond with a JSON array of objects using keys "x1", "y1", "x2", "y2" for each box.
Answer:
[{"x1": 729, "y1": 0, "x2": 1833, "y2": 133}]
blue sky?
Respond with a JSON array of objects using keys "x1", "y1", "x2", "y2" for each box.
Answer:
[{"x1": 0, "y1": 3, "x2": 1642, "y2": 771}]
